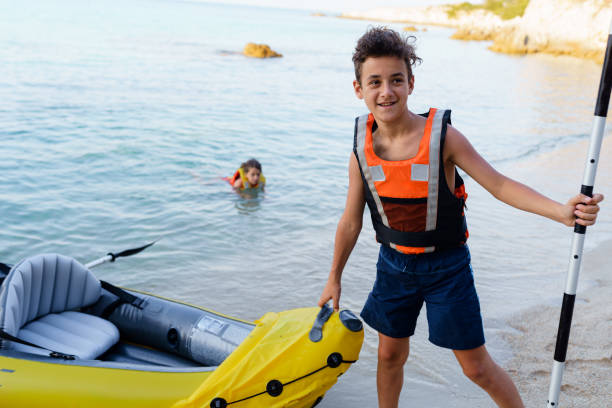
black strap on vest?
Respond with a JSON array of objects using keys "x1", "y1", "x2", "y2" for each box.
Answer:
[
  {"x1": 373, "y1": 218, "x2": 466, "y2": 248},
  {"x1": 100, "y1": 280, "x2": 144, "y2": 318},
  {"x1": 0, "y1": 329, "x2": 76, "y2": 360}
]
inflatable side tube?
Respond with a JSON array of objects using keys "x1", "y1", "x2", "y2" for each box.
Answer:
[{"x1": 94, "y1": 289, "x2": 254, "y2": 367}]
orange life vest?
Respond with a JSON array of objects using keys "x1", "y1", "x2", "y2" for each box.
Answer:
[{"x1": 353, "y1": 108, "x2": 468, "y2": 254}]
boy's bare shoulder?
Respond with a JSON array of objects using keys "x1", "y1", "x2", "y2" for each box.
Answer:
[
  {"x1": 445, "y1": 123, "x2": 464, "y2": 145},
  {"x1": 447, "y1": 122, "x2": 463, "y2": 135},
  {"x1": 443, "y1": 124, "x2": 471, "y2": 161}
]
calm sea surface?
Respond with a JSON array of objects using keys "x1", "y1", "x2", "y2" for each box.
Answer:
[{"x1": 1, "y1": 0, "x2": 610, "y2": 406}]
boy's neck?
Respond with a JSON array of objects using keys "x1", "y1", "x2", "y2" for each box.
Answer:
[{"x1": 373, "y1": 109, "x2": 418, "y2": 140}]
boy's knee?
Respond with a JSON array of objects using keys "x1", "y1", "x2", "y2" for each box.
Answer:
[
  {"x1": 378, "y1": 345, "x2": 409, "y2": 367},
  {"x1": 461, "y1": 361, "x2": 493, "y2": 387}
]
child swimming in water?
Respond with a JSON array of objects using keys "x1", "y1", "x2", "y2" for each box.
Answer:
[{"x1": 228, "y1": 159, "x2": 265, "y2": 191}]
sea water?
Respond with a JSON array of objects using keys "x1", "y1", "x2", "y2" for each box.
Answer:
[{"x1": 1, "y1": 0, "x2": 610, "y2": 406}]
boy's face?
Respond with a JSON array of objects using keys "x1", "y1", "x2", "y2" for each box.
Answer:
[
  {"x1": 245, "y1": 167, "x2": 261, "y2": 186},
  {"x1": 353, "y1": 56, "x2": 414, "y2": 123}
]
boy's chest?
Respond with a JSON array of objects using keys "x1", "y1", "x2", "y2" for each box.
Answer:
[{"x1": 372, "y1": 131, "x2": 422, "y2": 161}]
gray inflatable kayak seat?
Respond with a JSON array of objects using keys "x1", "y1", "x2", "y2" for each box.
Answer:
[{"x1": 0, "y1": 254, "x2": 119, "y2": 359}]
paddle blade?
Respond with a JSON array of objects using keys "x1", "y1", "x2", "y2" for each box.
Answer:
[{"x1": 111, "y1": 241, "x2": 156, "y2": 260}]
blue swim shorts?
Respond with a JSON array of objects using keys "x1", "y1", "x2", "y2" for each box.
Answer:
[{"x1": 360, "y1": 244, "x2": 485, "y2": 350}]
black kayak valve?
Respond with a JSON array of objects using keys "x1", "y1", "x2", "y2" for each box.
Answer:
[
  {"x1": 167, "y1": 328, "x2": 179, "y2": 349},
  {"x1": 327, "y1": 352, "x2": 343, "y2": 368},
  {"x1": 266, "y1": 379, "x2": 283, "y2": 397},
  {"x1": 210, "y1": 398, "x2": 227, "y2": 408}
]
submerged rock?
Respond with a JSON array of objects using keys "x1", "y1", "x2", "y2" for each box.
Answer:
[
  {"x1": 243, "y1": 43, "x2": 282, "y2": 58},
  {"x1": 217, "y1": 49, "x2": 241, "y2": 56}
]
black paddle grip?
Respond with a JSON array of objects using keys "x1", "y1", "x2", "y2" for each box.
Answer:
[{"x1": 595, "y1": 34, "x2": 612, "y2": 117}]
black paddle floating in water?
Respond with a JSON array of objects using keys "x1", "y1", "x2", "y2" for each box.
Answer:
[
  {"x1": 85, "y1": 240, "x2": 157, "y2": 269},
  {"x1": 0, "y1": 241, "x2": 158, "y2": 277}
]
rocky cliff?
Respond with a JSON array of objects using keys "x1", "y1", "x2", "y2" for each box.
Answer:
[
  {"x1": 341, "y1": 0, "x2": 612, "y2": 62},
  {"x1": 488, "y1": 0, "x2": 612, "y2": 61}
]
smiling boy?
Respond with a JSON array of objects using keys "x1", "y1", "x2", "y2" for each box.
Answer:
[{"x1": 317, "y1": 27, "x2": 603, "y2": 408}]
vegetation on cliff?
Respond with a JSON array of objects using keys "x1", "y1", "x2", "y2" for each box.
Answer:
[{"x1": 447, "y1": 0, "x2": 530, "y2": 20}]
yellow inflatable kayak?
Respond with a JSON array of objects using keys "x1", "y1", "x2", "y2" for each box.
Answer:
[{"x1": 0, "y1": 253, "x2": 364, "y2": 408}]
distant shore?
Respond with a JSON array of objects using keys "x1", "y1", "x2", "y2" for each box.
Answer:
[{"x1": 340, "y1": 0, "x2": 612, "y2": 63}]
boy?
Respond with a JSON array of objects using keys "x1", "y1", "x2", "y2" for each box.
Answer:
[{"x1": 317, "y1": 27, "x2": 603, "y2": 408}]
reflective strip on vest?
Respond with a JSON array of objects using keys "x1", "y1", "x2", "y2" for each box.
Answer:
[
  {"x1": 426, "y1": 110, "x2": 444, "y2": 231},
  {"x1": 355, "y1": 109, "x2": 446, "y2": 253},
  {"x1": 355, "y1": 114, "x2": 392, "y2": 231},
  {"x1": 423, "y1": 110, "x2": 445, "y2": 252}
]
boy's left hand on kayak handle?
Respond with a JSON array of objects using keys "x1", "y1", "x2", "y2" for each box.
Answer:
[
  {"x1": 318, "y1": 280, "x2": 341, "y2": 311},
  {"x1": 564, "y1": 193, "x2": 604, "y2": 227}
]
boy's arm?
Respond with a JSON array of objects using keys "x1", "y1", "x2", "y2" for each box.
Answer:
[
  {"x1": 318, "y1": 153, "x2": 366, "y2": 311},
  {"x1": 232, "y1": 178, "x2": 243, "y2": 189},
  {"x1": 445, "y1": 126, "x2": 603, "y2": 226}
]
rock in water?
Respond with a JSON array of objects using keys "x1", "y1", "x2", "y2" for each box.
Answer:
[{"x1": 243, "y1": 43, "x2": 282, "y2": 58}]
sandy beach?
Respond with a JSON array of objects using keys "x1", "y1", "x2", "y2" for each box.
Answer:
[
  {"x1": 504, "y1": 239, "x2": 612, "y2": 406},
  {"x1": 498, "y1": 136, "x2": 612, "y2": 407}
]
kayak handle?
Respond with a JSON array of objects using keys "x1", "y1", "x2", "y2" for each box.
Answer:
[{"x1": 309, "y1": 304, "x2": 333, "y2": 342}]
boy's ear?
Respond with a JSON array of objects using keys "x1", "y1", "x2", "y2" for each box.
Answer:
[
  {"x1": 353, "y1": 79, "x2": 364, "y2": 99},
  {"x1": 408, "y1": 76, "x2": 415, "y2": 95}
]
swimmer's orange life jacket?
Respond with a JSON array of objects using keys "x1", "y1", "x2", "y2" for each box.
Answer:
[
  {"x1": 229, "y1": 167, "x2": 266, "y2": 190},
  {"x1": 353, "y1": 108, "x2": 468, "y2": 254}
]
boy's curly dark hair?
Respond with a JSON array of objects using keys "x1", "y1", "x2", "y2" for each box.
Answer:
[{"x1": 352, "y1": 27, "x2": 422, "y2": 84}]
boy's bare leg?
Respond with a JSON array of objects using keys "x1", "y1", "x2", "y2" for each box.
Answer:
[
  {"x1": 453, "y1": 345, "x2": 524, "y2": 408},
  {"x1": 377, "y1": 333, "x2": 410, "y2": 408}
]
